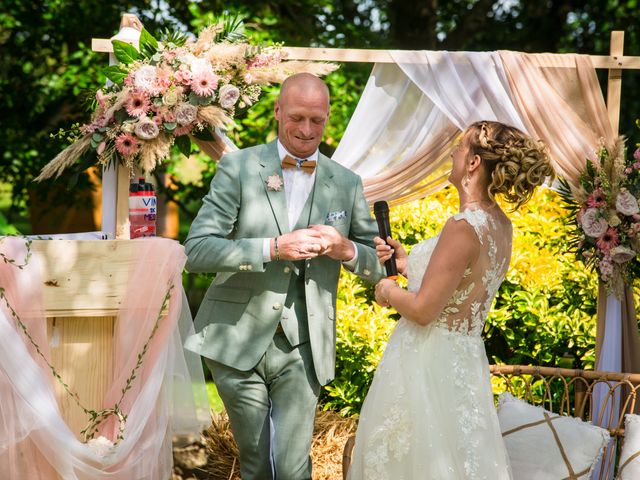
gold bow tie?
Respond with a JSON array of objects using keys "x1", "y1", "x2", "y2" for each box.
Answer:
[{"x1": 281, "y1": 155, "x2": 317, "y2": 173}]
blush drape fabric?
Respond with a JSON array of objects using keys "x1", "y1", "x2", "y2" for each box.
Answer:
[{"x1": 0, "y1": 237, "x2": 209, "y2": 479}]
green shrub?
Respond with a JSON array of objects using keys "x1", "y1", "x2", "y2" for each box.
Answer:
[{"x1": 321, "y1": 186, "x2": 602, "y2": 415}]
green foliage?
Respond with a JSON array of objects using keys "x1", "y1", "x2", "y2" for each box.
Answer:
[
  {"x1": 139, "y1": 28, "x2": 159, "y2": 59},
  {"x1": 0, "y1": 211, "x2": 19, "y2": 235},
  {"x1": 111, "y1": 39, "x2": 140, "y2": 65},
  {"x1": 320, "y1": 273, "x2": 395, "y2": 415},
  {"x1": 3, "y1": 0, "x2": 639, "y2": 232},
  {"x1": 322, "y1": 187, "x2": 601, "y2": 415}
]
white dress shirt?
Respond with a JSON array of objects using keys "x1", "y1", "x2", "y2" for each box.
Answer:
[{"x1": 262, "y1": 140, "x2": 357, "y2": 267}]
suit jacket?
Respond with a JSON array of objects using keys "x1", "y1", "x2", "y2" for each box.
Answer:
[{"x1": 184, "y1": 140, "x2": 384, "y2": 385}]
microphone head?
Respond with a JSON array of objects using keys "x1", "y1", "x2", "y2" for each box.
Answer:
[{"x1": 373, "y1": 200, "x2": 389, "y2": 215}]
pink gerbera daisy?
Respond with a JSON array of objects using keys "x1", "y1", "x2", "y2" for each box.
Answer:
[
  {"x1": 587, "y1": 188, "x2": 607, "y2": 208},
  {"x1": 125, "y1": 92, "x2": 151, "y2": 118},
  {"x1": 115, "y1": 133, "x2": 140, "y2": 157},
  {"x1": 191, "y1": 72, "x2": 218, "y2": 96},
  {"x1": 596, "y1": 227, "x2": 619, "y2": 252}
]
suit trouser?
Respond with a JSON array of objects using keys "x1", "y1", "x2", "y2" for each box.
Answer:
[{"x1": 205, "y1": 331, "x2": 320, "y2": 480}]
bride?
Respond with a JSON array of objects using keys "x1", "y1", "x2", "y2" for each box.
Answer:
[{"x1": 347, "y1": 121, "x2": 554, "y2": 479}]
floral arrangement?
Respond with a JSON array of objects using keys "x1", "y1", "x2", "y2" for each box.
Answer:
[
  {"x1": 559, "y1": 130, "x2": 640, "y2": 299},
  {"x1": 37, "y1": 19, "x2": 336, "y2": 180}
]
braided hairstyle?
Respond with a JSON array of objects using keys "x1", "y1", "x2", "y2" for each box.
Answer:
[{"x1": 465, "y1": 120, "x2": 555, "y2": 210}]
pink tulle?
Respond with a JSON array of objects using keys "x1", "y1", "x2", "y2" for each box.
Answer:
[{"x1": 0, "y1": 237, "x2": 209, "y2": 479}]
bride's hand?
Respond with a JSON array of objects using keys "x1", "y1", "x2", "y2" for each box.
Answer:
[
  {"x1": 374, "y1": 236, "x2": 408, "y2": 276},
  {"x1": 375, "y1": 278, "x2": 396, "y2": 307}
]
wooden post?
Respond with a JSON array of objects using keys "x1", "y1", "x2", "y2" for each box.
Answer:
[
  {"x1": 101, "y1": 14, "x2": 143, "y2": 239},
  {"x1": 606, "y1": 31, "x2": 624, "y2": 135}
]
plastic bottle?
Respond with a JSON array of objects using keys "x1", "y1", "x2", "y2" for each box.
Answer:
[{"x1": 129, "y1": 178, "x2": 157, "y2": 238}]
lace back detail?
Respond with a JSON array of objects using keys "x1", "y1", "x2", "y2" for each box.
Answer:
[{"x1": 406, "y1": 207, "x2": 511, "y2": 336}]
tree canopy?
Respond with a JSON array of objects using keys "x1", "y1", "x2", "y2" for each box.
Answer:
[{"x1": 1, "y1": 0, "x2": 638, "y2": 233}]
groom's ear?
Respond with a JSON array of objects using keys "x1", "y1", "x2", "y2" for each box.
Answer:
[{"x1": 274, "y1": 99, "x2": 281, "y2": 121}]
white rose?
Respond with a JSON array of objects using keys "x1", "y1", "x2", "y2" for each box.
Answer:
[
  {"x1": 581, "y1": 208, "x2": 609, "y2": 238},
  {"x1": 121, "y1": 121, "x2": 135, "y2": 133},
  {"x1": 134, "y1": 118, "x2": 160, "y2": 140},
  {"x1": 218, "y1": 84, "x2": 240, "y2": 109},
  {"x1": 616, "y1": 189, "x2": 640, "y2": 216},
  {"x1": 609, "y1": 214, "x2": 621, "y2": 227},
  {"x1": 175, "y1": 103, "x2": 198, "y2": 126},
  {"x1": 609, "y1": 245, "x2": 636, "y2": 264},
  {"x1": 133, "y1": 65, "x2": 158, "y2": 93},
  {"x1": 162, "y1": 89, "x2": 180, "y2": 106}
]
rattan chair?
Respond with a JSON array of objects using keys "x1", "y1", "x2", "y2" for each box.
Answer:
[{"x1": 342, "y1": 365, "x2": 640, "y2": 480}]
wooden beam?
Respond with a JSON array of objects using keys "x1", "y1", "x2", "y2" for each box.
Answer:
[
  {"x1": 606, "y1": 31, "x2": 624, "y2": 134},
  {"x1": 91, "y1": 38, "x2": 640, "y2": 70}
]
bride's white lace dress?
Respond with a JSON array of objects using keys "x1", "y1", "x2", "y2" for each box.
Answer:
[{"x1": 348, "y1": 207, "x2": 513, "y2": 480}]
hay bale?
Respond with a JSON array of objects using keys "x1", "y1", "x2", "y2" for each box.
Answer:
[
  {"x1": 311, "y1": 409, "x2": 357, "y2": 480},
  {"x1": 187, "y1": 408, "x2": 357, "y2": 479}
]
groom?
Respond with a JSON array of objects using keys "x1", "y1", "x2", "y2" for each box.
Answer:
[{"x1": 184, "y1": 73, "x2": 384, "y2": 479}]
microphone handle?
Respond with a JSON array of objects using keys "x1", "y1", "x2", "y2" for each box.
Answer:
[{"x1": 375, "y1": 215, "x2": 398, "y2": 279}]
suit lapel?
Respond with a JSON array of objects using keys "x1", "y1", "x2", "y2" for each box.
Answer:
[
  {"x1": 308, "y1": 153, "x2": 335, "y2": 227},
  {"x1": 259, "y1": 141, "x2": 290, "y2": 235}
]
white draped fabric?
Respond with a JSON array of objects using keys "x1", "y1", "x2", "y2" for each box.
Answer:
[
  {"x1": 333, "y1": 51, "x2": 528, "y2": 204},
  {"x1": 330, "y1": 51, "x2": 628, "y2": 480},
  {"x1": 0, "y1": 237, "x2": 210, "y2": 479},
  {"x1": 592, "y1": 294, "x2": 622, "y2": 479},
  {"x1": 333, "y1": 50, "x2": 615, "y2": 204}
]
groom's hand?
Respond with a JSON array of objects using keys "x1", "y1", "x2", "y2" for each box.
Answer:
[
  {"x1": 273, "y1": 229, "x2": 325, "y2": 261},
  {"x1": 309, "y1": 225, "x2": 355, "y2": 261}
]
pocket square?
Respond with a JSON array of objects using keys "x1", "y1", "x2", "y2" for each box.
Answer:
[{"x1": 326, "y1": 210, "x2": 347, "y2": 224}]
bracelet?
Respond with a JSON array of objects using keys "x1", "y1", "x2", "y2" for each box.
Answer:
[{"x1": 274, "y1": 236, "x2": 280, "y2": 261}]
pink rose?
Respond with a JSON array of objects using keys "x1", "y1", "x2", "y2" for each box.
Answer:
[
  {"x1": 609, "y1": 245, "x2": 636, "y2": 264},
  {"x1": 615, "y1": 189, "x2": 639, "y2": 216},
  {"x1": 218, "y1": 84, "x2": 240, "y2": 109},
  {"x1": 175, "y1": 103, "x2": 198, "y2": 126},
  {"x1": 134, "y1": 118, "x2": 160, "y2": 140},
  {"x1": 581, "y1": 208, "x2": 608, "y2": 238}
]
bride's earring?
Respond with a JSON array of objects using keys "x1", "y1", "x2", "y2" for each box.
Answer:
[{"x1": 461, "y1": 173, "x2": 471, "y2": 190}]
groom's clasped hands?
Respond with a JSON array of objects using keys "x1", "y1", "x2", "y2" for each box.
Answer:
[{"x1": 274, "y1": 225, "x2": 356, "y2": 261}]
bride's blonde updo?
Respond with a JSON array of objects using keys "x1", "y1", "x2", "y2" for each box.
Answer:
[{"x1": 465, "y1": 120, "x2": 555, "y2": 210}]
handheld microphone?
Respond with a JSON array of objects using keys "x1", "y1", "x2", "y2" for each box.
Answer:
[{"x1": 373, "y1": 201, "x2": 398, "y2": 279}]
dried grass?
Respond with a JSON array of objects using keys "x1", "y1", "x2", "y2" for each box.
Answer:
[
  {"x1": 198, "y1": 106, "x2": 233, "y2": 130},
  {"x1": 139, "y1": 134, "x2": 172, "y2": 173},
  {"x1": 35, "y1": 134, "x2": 92, "y2": 181},
  {"x1": 196, "y1": 409, "x2": 356, "y2": 480},
  {"x1": 247, "y1": 61, "x2": 339, "y2": 85}
]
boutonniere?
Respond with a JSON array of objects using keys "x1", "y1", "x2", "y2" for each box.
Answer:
[{"x1": 266, "y1": 173, "x2": 284, "y2": 192}]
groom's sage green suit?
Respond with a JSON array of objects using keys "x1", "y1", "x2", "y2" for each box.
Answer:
[{"x1": 184, "y1": 140, "x2": 384, "y2": 479}]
